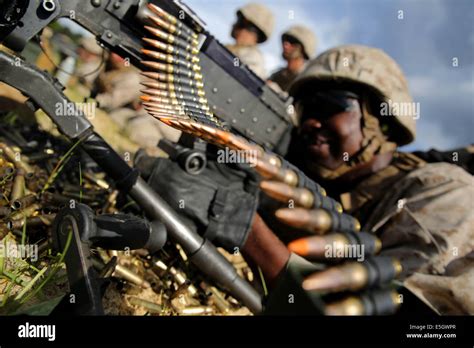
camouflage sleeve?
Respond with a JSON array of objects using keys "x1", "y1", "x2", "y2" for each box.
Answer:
[
  {"x1": 96, "y1": 71, "x2": 141, "y2": 110},
  {"x1": 371, "y1": 163, "x2": 474, "y2": 314}
]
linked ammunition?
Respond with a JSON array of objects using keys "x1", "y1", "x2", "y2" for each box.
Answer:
[
  {"x1": 147, "y1": 14, "x2": 199, "y2": 47},
  {"x1": 141, "y1": 88, "x2": 207, "y2": 105},
  {"x1": 140, "y1": 71, "x2": 203, "y2": 88},
  {"x1": 140, "y1": 94, "x2": 208, "y2": 112},
  {"x1": 142, "y1": 37, "x2": 200, "y2": 63},
  {"x1": 260, "y1": 180, "x2": 341, "y2": 212},
  {"x1": 144, "y1": 26, "x2": 199, "y2": 55},
  {"x1": 141, "y1": 60, "x2": 203, "y2": 80},
  {"x1": 302, "y1": 257, "x2": 403, "y2": 293},
  {"x1": 275, "y1": 208, "x2": 360, "y2": 234},
  {"x1": 142, "y1": 49, "x2": 201, "y2": 71},
  {"x1": 288, "y1": 232, "x2": 382, "y2": 259},
  {"x1": 147, "y1": 3, "x2": 199, "y2": 40},
  {"x1": 324, "y1": 289, "x2": 401, "y2": 315},
  {"x1": 140, "y1": 80, "x2": 205, "y2": 97}
]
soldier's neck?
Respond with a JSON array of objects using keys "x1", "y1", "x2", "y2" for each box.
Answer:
[{"x1": 286, "y1": 57, "x2": 306, "y2": 74}]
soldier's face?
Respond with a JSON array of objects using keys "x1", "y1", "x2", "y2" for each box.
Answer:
[
  {"x1": 298, "y1": 97, "x2": 363, "y2": 170},
  {"x1": 282, "y1": 40, "x2": 303, "y2": 60}
]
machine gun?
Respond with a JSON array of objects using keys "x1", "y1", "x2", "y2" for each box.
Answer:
[{"x1": 0, "y1": 0, "x2": 297, "y2": 314}]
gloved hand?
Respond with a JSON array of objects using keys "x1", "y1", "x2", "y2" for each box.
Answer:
[
  {"x1": 258, "y1": 179, "x2": 403, "y2": 316},
  {"x1": 144, "y1": 154, "x2": 259, "y2": 252}
]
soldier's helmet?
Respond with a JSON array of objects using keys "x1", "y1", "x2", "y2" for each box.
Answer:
[
  {"x1": 282, "y1": 25, "x2": 317, "y2": 59},
  {"x1": 290, "y1": 45, "x2": 416, "y2": 145},
  {"x1": 237, "y1": 2, "x2": 275, "y2": 43}
]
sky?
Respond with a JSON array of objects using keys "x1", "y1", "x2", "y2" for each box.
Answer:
[
  {"x1": 60, "y1": 0, "x2": 473, "y2": 151},
  {"x1": 185, "y1": 0, "x2": 473, "y2": 151}
]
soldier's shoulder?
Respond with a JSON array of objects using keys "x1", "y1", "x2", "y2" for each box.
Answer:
[
  {"x1": 269, "y1": 67, "x2": 287, "y2": 80},
  {"x1": 405, "y1": 162, "x2": 473, "y2": 188}
]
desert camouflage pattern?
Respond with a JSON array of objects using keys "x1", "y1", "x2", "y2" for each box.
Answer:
[
  {"x1": 95, "y1": 67, "x2": 181, "y2": 154},
  {"x1": 290, "y1": 45, "x2": 416, "y2": 145},
  {"x1": 238, "y1": 2, "x2": 275, "y2": 42},
  {"x1": 283, "y1": 25, "x2": 317, "y2": 59},
  {"x1": 269, "y1": 66, "x2": 303, "y2": 92},
  {"x1": 226, "y1": 44, "x2": 266, "y2": 79},
  {"x1": 343, "y1": 154, "x2": 474, "y2": 314}
]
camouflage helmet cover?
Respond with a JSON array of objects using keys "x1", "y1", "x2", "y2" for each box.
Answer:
[
  {"x1": 237, "y1": 2, "x2": 275, "y2": 43},
  {"x1": 290, "y1": 45, "x2": 416, "y2": 145},
  {"x1": 283, "y1": 25, "x2": 317, "y2": 59}
]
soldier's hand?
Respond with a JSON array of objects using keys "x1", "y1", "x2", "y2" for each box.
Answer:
[{"x1": 261, "y1": 179, "x2": 403, "y2": 315}]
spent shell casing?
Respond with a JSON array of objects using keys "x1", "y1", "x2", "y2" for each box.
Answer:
[
  {"x1": 113, "y1": 264, "x2": 151, "y2": 289},
  {"x1": 7, "y1": 214, "x2": 56, "y2": 230},
  {"x1": 10, "y1": 168, "x2": 25, "y2": 202},
  {"x1": 147, "y1": 14, "x2": 199, "y2": 47},
  {"x1": 144, "y1": 26, "x2": 199, "y2": 55},
  {"x1": 11, "y1": 193, "x2": 36, "y2": 210},
  {"x1": 142, "y1": 37, "x2": 200, "y2": 63},
  {"x1": 0, "y1": 206, "x2": 12, "y2": 217},
  {"x1": 0, "y1": 143, "x2": 34, "y2": 174},
  {"x1": 9, "y1": 203, "x2": 41, "y2": 221},
  {"x1": 82, "y1": 172, "x2": 110, "y2": 190},
  {"x1": 179, "y1": 306, "x2": 214, "y2": 315},
  {"x1": 128, "y1": 296, "x2": 163, "y2": 313},
  {"x1": 147, "y1": 3, "x2": 199, "y2": 39}
]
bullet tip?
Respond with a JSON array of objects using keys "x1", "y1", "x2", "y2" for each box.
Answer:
[{"x1": 288, "y1": 238, "x2": 309, "y2": 256}]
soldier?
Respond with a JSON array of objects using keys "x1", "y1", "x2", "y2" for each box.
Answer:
[
  {"x1": 95, "y1": 53, "x2": 181, "y2": 154},
  {"x1": 268, "y1": 25, "x2": 317, "y2": 92},
  {"x1": 276, "y1": 45, "x2": 474, "y2": 314},
  {"x1": 76, "y1": 36, "x2": 105, "y2": 90},
  {"x1": 226, "y1": 2, "x2": 275, "y2": 78},
  {"x1": 141, "y1": 45, "x2": 473, "y2": 315}
]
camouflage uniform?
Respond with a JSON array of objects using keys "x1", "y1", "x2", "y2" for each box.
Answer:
[
  {"x1": 226, "y1": 3, "x2": 274, "y2": 79},
  {"x1": 95, "y1": 65, "x2": 181, "y2": 154},
  {"x1": 287, "y1": 45, "x2": 474, "y2": 314},
  {"x1": 226, "y1": 44, "x2": 266, "y2": 78}
]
